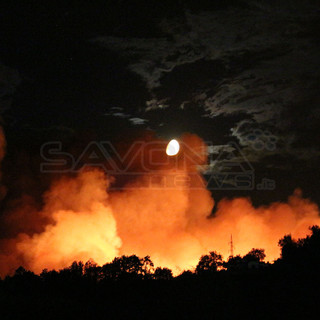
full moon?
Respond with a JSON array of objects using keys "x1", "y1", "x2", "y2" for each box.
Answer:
[{"x1": 166, "y1": 139, "x2": 180, "y2": 156}]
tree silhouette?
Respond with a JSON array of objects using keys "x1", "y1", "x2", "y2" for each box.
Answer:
[
  {"x1": 223, "y1": 255, "x2": 243, "y2": 271},
  {"x1": 195, "y1": 251, "x2": 223, "y2": 275},
  {"x1": 176, "y1": 270, "x2": 195, "y2": 280},
  {"x1": 101, "y1": 255, "x2": 154, "y2": 280},
  {"x1": 14, "y1": 266, "x2": 29, "y2": 276},
  {"x1": 243, "y1": 248, "x2": 266, "y2": 263},
  {"x1": 278, "y1": 234, "x2": 298, "y2": 263},
  {"x1": 40, "y1": 268, "x2": 59, "y2": 282},
  {"x1": 153, "y1": 267, "x2": 173, "y2": 280},
  {"x1": 300, "y1": 226, "x2": 320, "y2": 269},
  {"x1": 84, "y1": 259, "x2": 101, "y2": 280},
  {"x1": 141, "y1": 255, "x2": 154, "y2": 278},
  {"x1": 278, "y1": 225, "x2": 320, "y2": 269},
  {"x1": 58, "y1": 261, "x2": 84, "y2": 279}
]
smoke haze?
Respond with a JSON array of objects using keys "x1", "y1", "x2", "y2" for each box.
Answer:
[{"x1": 0, "y1": 132, "x2": 319, "y2": 276}]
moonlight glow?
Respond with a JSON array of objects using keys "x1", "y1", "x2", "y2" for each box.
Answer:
[{"x1": 166, "y1": 139, "x2": 180, "y2": 156}]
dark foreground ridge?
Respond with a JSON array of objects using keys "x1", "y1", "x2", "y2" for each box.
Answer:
[{"x1": 1, "y1": 226, "x2": 320, "y2": 319}]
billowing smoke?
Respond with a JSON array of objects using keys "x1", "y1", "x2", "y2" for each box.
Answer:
[
  {"x1": 0, "y1": 132, "x2": 319, "y2": 276},
  {"x1": 16, "y1": 170, "x2": 121, "y2": 274}
]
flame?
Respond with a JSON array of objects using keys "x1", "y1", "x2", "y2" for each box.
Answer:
[
  {"x1": 0, "y1": 132, "x2": 319, "y2": 276},
  {"x1": 166, "y1": 139, "x2": 180, "y2": 156}
]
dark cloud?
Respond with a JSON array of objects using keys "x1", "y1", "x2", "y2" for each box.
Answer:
[{"x1": 94, "y1": 1, "x2": 320, "y2": 168}]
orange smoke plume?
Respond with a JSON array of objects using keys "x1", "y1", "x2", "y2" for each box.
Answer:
[{"x1": 0, "y1": 132, "x2": 319, "y2": 276}]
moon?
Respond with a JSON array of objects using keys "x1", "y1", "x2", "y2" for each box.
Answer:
[{"x1": 166, "y1": 139, "x2": 180, "y2": 156}]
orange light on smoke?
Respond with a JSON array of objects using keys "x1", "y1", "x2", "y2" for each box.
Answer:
[{"x1": 0, "y1": 133, "x2": 320, "y2": 277}]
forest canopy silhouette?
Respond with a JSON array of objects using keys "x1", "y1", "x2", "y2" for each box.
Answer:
[
  {"x1": 3, "y1": 225, "x2": 320, "y2": 281},
  {"x1": 1, "y1": 227, "x2": 320, "y2": 319}
]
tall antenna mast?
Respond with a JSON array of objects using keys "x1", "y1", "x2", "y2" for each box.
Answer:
[{"x1": 229, "y1": 234, "x2": 234, "y2": 257}]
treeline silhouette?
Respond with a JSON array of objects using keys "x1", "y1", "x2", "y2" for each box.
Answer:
[{"x1": 1, "y1": 226, "x2": 320, "y2": 319}]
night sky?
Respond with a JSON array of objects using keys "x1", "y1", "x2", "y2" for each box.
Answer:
[{"x1": 0, "y1": 0, "x2": 320, "y2": 207}]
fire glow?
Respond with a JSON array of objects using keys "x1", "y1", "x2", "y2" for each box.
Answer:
[{"x1": 0, "y1": 132, "x2": 319, "y2": 276}]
